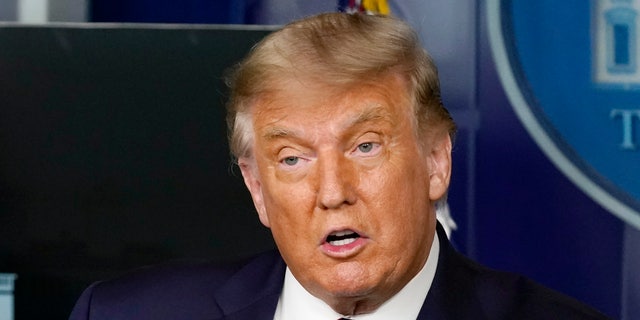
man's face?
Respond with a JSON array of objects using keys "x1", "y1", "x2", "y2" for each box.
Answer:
[{"x1": 239, "y1": 74, "x2": 451, "y2": 313}]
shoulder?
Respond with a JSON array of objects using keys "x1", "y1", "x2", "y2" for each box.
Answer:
[
  {"x1": 475, "y1": 264, "x2": 608, "y2": 319},
  {"x1": 429, "y1": 224, "x2": 610, "y2": 319},
  {"x1": 69, "y1": 250, "x2": 283, "y2": 320},
  {"x1": 445, "y1": 249, "x2": 611, "y2": 319}
]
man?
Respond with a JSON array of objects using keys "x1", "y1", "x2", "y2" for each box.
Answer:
[{"x1": 69, "y1": 13, "x2": 609, "y2": 319}]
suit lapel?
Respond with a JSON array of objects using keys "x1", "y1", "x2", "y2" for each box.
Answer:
[
  {"x1": 417, "y1": 223, "x2": 488, "y2": 320},
  {"x1": 213, "y1": 250, "x2": 286, "y2": 320}
]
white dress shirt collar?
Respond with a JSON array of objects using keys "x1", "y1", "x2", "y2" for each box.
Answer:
[{"x1": 273, "y1": 232, "x2": 440, "y2": 320}]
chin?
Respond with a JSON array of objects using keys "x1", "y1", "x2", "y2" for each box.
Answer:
[{"x1": 321, "y1": 274, "x2": 378, "y2": 299}]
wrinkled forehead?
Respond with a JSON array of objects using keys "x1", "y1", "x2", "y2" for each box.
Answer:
[
  {"x1": 253, "y1": 69, "x2": 414, "y2": 111},
  {"x1": 248, "y1": 72, "x2": 417, "y2": 134},
  {"x1": 258, "y1": 71, "x2": 354, "y2": 104}
]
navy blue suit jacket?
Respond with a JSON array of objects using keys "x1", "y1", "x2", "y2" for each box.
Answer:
[{"x1": 69, "y1": 224, "x2": 609, "y2": 319}]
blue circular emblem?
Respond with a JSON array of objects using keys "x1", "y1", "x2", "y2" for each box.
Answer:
[{"x1": 488, "y1": 0, "x2": 640, "y2": 229}]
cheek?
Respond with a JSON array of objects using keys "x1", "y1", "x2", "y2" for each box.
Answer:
[
  {"x1": 364, "y1": 154, "x2": 431, "y2": 233},
  {"x1": 260, "y1": 172, "x2": 316, "y2": 230},
  {"x1": 366, "y1": 150, "x2": 430, "y2": 202}
]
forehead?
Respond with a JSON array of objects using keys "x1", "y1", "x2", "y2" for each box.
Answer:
[{"x1": 251, "y1": 74, "x2": 414, "y2": 134}]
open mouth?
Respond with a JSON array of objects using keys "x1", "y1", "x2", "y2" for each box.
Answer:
[{"x1": 326, "y1": 230, "x2": 360, "y2": 246}]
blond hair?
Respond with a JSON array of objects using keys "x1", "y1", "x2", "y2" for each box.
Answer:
[{"x1": 226, "y1": 12, "x2": 456, "y2": 160}]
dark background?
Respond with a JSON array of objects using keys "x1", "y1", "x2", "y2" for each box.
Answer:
[{"x1": 0, "y1": 25, "x2": 275, "y2": 318}]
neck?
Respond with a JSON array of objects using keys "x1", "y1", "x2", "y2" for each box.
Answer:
[
  {"x1": 318, "y1": 259, "x2": 429, "y2": 316},
  {"x1": 324, "y1": 293, "x2": 390, "y2": 316}
]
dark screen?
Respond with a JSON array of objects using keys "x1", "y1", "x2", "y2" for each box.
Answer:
[{"x1": 0, "y1": 24, "x2": 275, "y2": 319}]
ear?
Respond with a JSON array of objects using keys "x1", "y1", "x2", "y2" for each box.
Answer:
[
  {"x1": 428, "y1": 133, "x2": 452, "y2": 202},
  {"x1": 238, "y1": 158, "x2": 271, "y2": 228}
]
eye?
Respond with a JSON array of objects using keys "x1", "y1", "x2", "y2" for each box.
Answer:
[
  {"x1": 282, "y1": 156, "x2": 299, "y2": 166},
  {"x1": 277, "y1": 147, "x2": 310, "y2": 170},
  {"x1": 353, "y1": 141, "x2": 381, "y2": 157},
  {"x1": 358, "y1": 142, "x2": 374, "y2": 153}
]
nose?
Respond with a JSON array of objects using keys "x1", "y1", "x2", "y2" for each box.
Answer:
[{"x1": 315, "y1": 152, "x2": 357, "y2": 210}]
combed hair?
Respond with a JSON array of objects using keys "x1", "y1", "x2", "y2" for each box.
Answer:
[{"x1": 225, "y1": 12, "x2": 456, "y2": 160}]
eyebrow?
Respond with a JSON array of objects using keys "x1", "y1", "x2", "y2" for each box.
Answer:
[
  {"x1": 350, "y1": 104, "x2": 393, "y2": 127},
  {"x1": 262, "y1": 126, "x2": 298, "y2": 141},
  {"x1": 261, "y1": 104, "x2": 394, "y2": 141}
]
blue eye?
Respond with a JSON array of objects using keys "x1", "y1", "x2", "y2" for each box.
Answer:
[
  {"x1": 358, "y1": 142, "x2": 374, "y2": 153},
  {"x1": 283, "y1": 156, "x2": 299, "y2": 166}
]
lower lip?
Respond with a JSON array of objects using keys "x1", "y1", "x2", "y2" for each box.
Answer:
[{"x1": 320, "y1": 237, "x2": 368, "y2": 257}]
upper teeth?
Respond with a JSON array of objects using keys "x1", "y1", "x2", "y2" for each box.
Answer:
[
  {"x1": 327, "y1": 230, "x2": 359, "y2": 246},
  {"x1": 329, "y1": 238, "x2": 357, "y2": 246}
]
